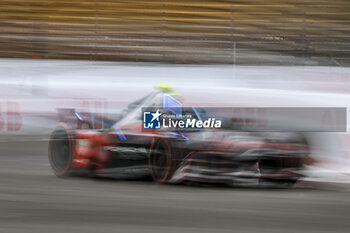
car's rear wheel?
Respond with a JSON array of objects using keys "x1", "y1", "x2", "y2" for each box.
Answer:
[
  {"x1": 149, "y1": 139, "x2": 174, "y2": 183},
  {"x1": 48, "y1": 125, "x2": 74, "y2": 177}
]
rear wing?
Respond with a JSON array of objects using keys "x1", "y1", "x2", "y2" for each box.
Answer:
[{"x1": 57, "y1": 108, "x2": 115, "y2": 130}]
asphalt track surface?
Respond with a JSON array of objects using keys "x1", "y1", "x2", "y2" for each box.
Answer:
[{"x1": 0, "y1": 137, "x2": 349, "y2": 233}]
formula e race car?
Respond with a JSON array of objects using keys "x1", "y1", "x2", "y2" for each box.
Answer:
[{"x1": 48, "y1": 86, "x2": 309, "y2": 187}]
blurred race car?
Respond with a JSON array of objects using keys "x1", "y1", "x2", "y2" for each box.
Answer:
[{"x1": 49, "y1": 86, "x2": 309, "y2": 187}]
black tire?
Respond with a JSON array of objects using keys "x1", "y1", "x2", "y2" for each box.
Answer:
[
  {"x1": 259, "y1": 178, "x2": 298, "y2": 189},
  {"x1": 149, "y1": 139, "x2": 174, "y2": 183},
  {"x1": 48, "y1": 125, "x2": 74, "y2": 177},
  {"x1": 258, "y1": 159, "x2": 298, "y2": 188}
]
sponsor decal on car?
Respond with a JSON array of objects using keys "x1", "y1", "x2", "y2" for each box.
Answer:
[{"x1": 104, "y1": 146, "x2": 148, "y2": 154}]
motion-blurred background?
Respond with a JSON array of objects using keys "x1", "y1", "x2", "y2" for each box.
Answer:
[{"x1": 1, "y1": 0, "x2": 349, "y2": 65}]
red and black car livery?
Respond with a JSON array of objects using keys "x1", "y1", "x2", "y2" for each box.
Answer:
[{"x1": 49, "y1": 87, "x2": 308, "y2": 187}]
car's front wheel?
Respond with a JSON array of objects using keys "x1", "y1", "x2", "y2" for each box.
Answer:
[{"x1": 149, "y1": 139, "x2": 174, "y2": 183}]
